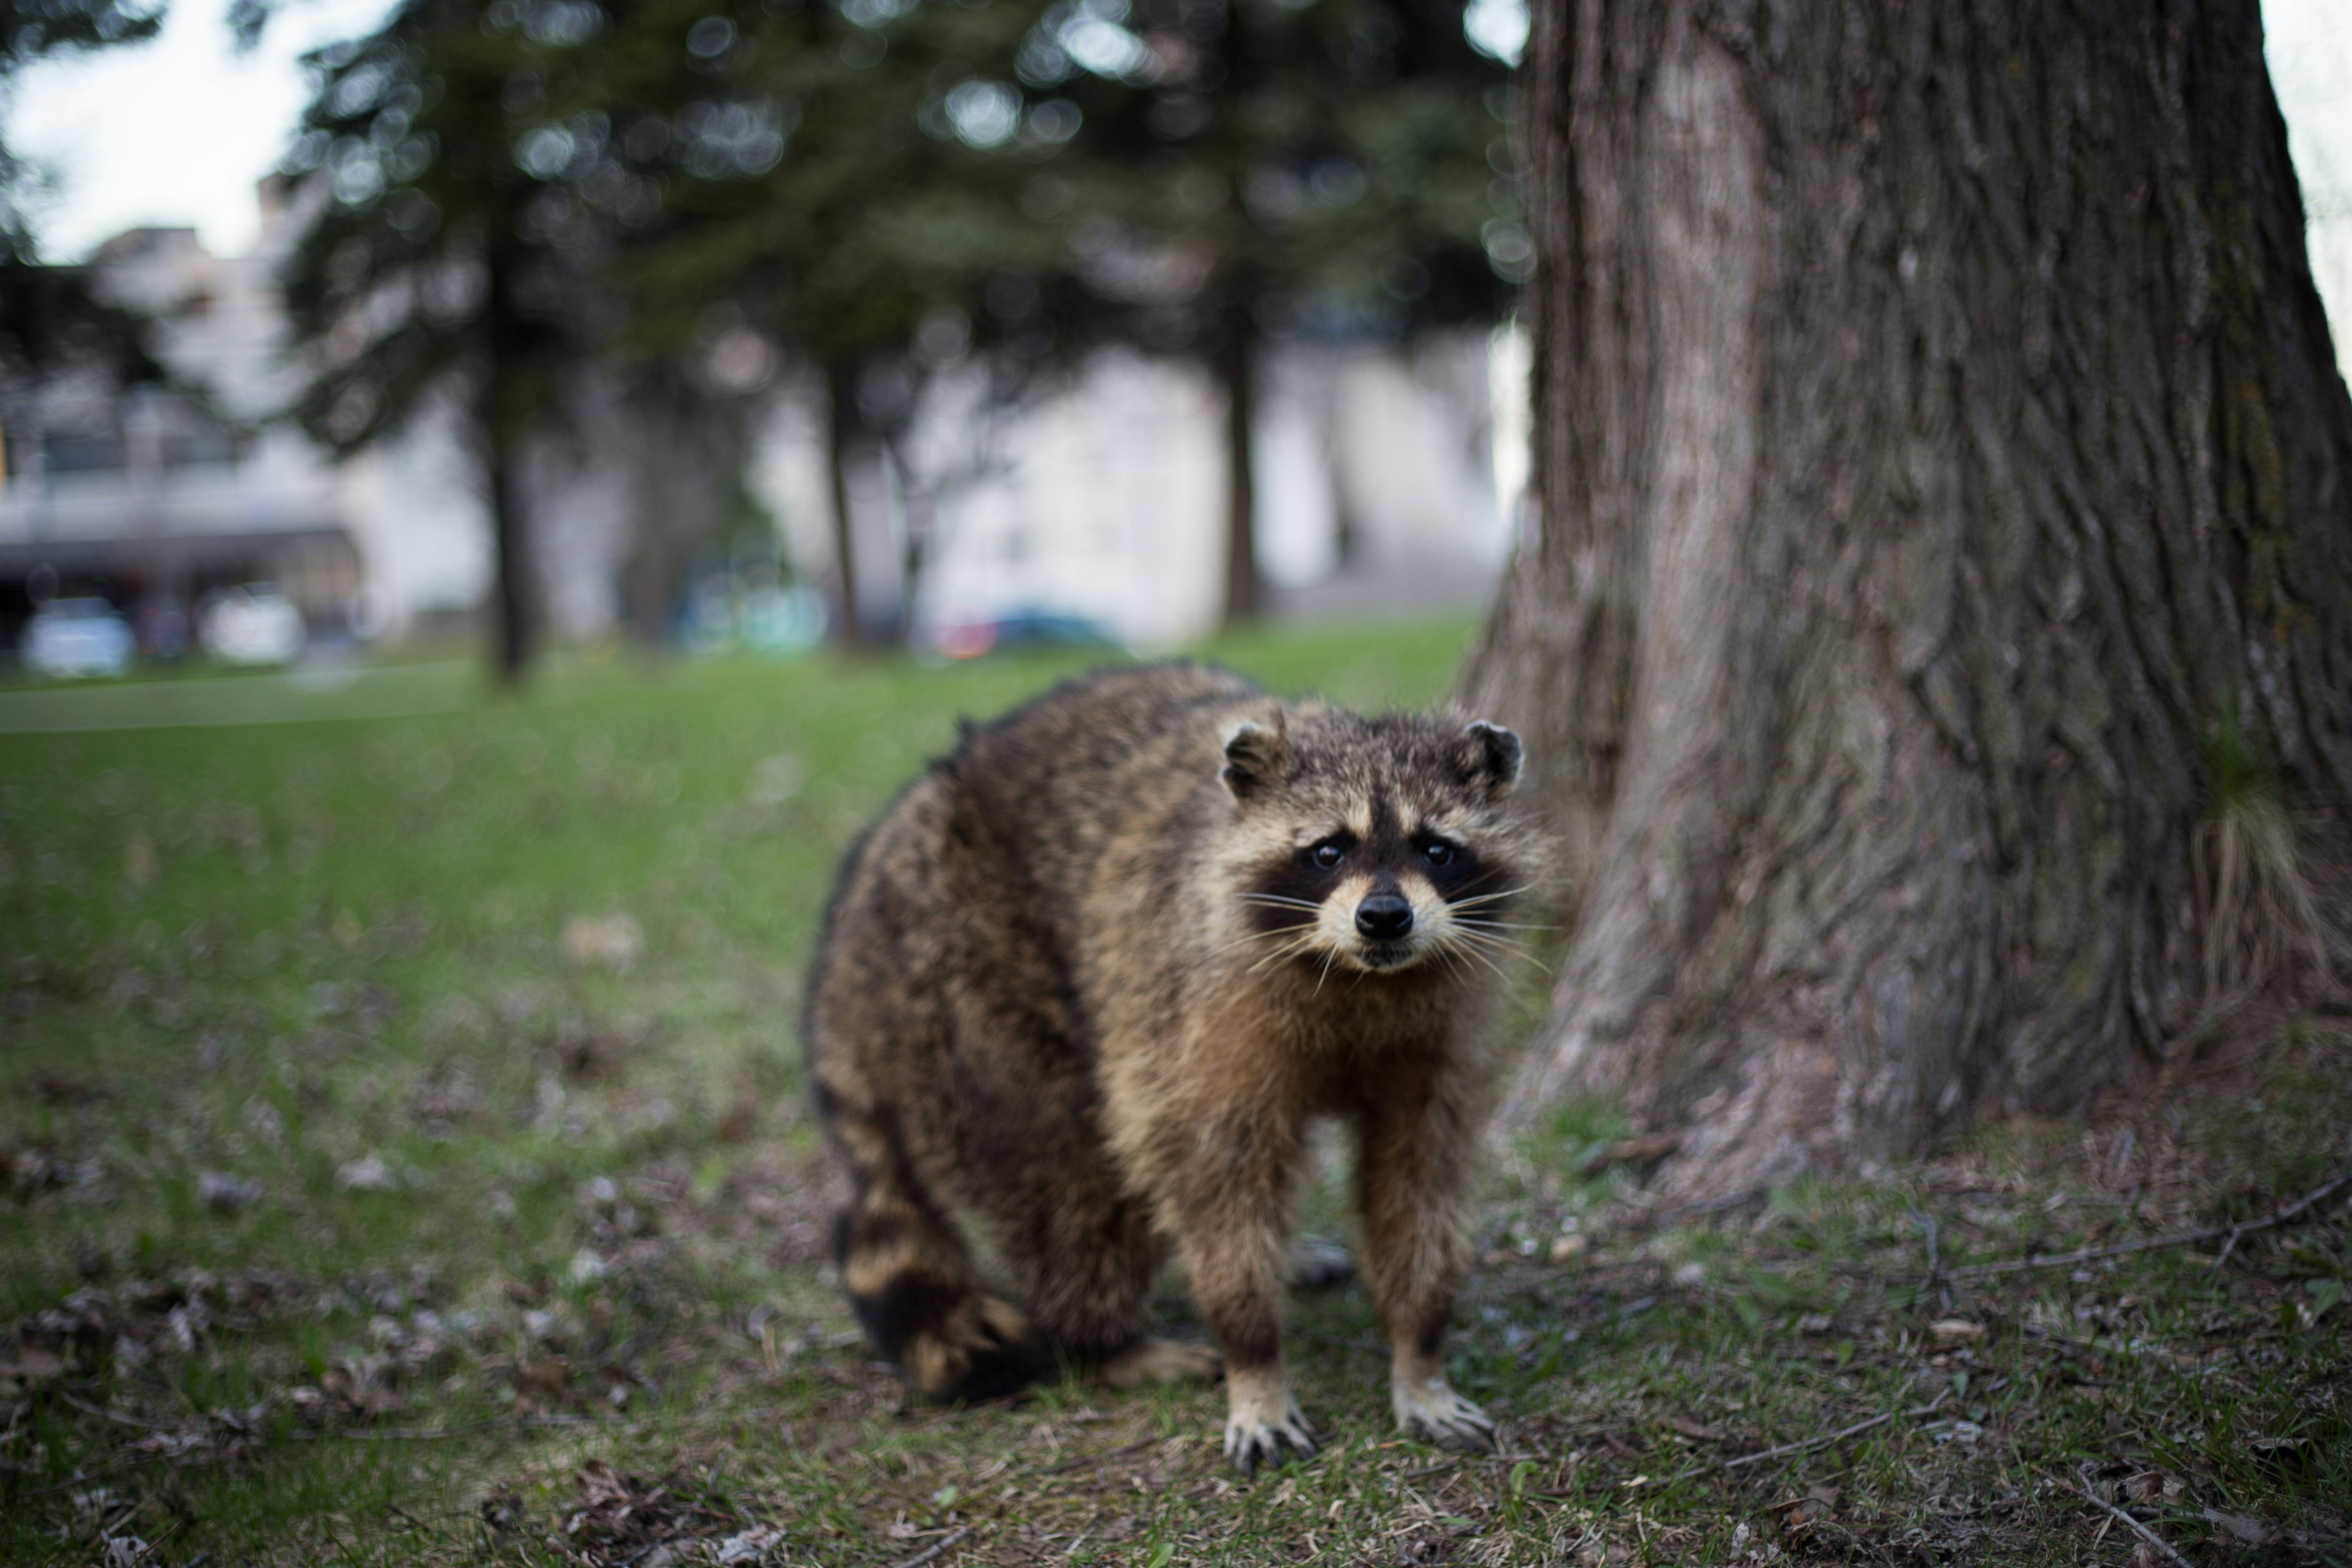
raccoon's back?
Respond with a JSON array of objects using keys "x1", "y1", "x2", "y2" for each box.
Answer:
[{"x1": 931, "y1": 662, "x2": 1265, "y2": 906}]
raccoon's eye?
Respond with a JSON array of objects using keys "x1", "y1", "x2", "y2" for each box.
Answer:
[
  {"x1": 1310, "y1": 841, "x2": 1345, "y2": 870},
  {"x1": 1423, "y1": 841, "x2": 1457, "y2": 867}
]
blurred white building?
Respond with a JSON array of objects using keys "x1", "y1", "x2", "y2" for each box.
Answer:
[
  {"x1": 754, "y1": 328, "x2": 1524, "y2": 652},
  {"x1": 0, "y1": 190, "x2": 491, "y2": 649}
]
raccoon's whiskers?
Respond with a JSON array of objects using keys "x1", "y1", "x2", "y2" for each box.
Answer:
[
  {"x1": 1448, "y1": 928, "x2": 1534, "y2": 962},
  {"x1": 1214, "y1": 923, "x2": 1311, "y2": 958},
  {"x1": 1448, "y1": 928, "x2": 1556, "y2": 977},
  {"x1": 1433, "y1": 930, "x2": 1518, "y2": 983},
  {"x1": 1450, "y1": 917, "x2": 1552, "y2": 933},
  {"x1": 1446, "y1": 884, "x2": 1537, "y2": 912},
  {"x1": 1244, "y1": 931, "x2": 1325, "y2": 975},
  {"x1": 1238, "y1": 893, "x2": 1324, "y2": 912}
]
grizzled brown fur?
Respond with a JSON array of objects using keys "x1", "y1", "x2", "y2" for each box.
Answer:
[{"x1": 804, "y1": 663, "x2": 1543, "y2": 1468}]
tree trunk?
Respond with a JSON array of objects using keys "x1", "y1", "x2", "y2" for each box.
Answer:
[
  {"x1": 485, "y1": 423, "x2": 532, "y2": 683},
  {"x1": 825, "y1": 357, "x2": 863, "y2": 650},
  {"x1": 619, "y1": 379, "x2": 707, "y2": 649},
  {"x1": 1462, "y1": 0, "x2": 2352, "y2": 1197},
  {"x1": 1215, "y1": 295, "x2": 1260, "y2": 626},
  {"x1": 481, "y1": 247, "x2": 534, "y2": 684}
]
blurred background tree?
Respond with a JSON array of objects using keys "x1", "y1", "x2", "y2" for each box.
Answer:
[
  {"x1": 0, "y1": 0, "x2": 165, "y2": 397},
  {"x1": 276, "y1": 0, "x2": 631, "y2": 682},
  {"x1": 570, "y1": 0, "x2": 1091, "y2": 648},
  {"x1": 268, "y1": 0, "x2": 1520, "y2": 662},
  {"x1": 996, "y1": 0, "x2": 1520, "y2": 622}
]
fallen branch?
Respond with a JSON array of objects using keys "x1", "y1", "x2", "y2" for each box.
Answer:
[
  {"x1": 1673, "y1": 1389, "x2": 1948, "y2": 1481},
  {"x1": 1938, "y1": 1168, "x2": 2350, "y2": 1282},
  {"x1": 2053, "y1": 1470, "x2": 2190, "y2": 1568},
  {"x1": 886, "y1": 1524, "x2": 970, "y2": 1568}
]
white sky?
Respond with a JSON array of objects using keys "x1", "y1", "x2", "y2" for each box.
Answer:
[
  {"x1": 7, "y1": 0, "x2": 392, "y2": 261},
  {"x1": 4, "y1": 0, "x2": 2352, "y2": 326}
]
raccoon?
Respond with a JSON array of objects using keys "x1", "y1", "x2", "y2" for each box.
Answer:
[{"x1": 804, "y1": 662, "x2": 1541, "y2": 1471}]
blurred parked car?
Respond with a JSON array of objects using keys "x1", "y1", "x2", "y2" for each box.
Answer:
[
  {"x1": 199, "y1": 585, "x2": 306, "y2": 667},
  {"x1": 928, "y1": 609, "x2": 1123, "y2": 660},
  {"x1": 22, "y1": 597, "x2": 135, "y2": 679},
  {"x1": 681, "y1": 576, "x2": 827, "y2": 658}
]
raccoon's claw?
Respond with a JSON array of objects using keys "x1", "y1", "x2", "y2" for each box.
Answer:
[
  {"x1": 1224, "y1": 1402, "x2": 1317, "y2": 1475},
  {"x1": 1394, "y1": 1380, "x2": 1496, "y2": 1453}
]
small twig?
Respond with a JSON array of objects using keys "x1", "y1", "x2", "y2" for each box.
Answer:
[
  {"x1": 887, "y1": 1524, "x2": 971, "y2": 1568},
  {"x1": 1911, "y1": 1209, "x2": 1941, "y2": 1288},
  {"x1": 1938, "y1": 1167, "x2": 2350, "y2": 1281},
  {"x1": 55, "y1": 1390, "x2": 180, "y2": 1433},
  {"x1": 1675, "y1": 1388, "x2": 1948, "y2": 1480},
  {"x1": 289, "y1": 1413, "x2": 599, "y2": 1442},
  {"x1": 1024, "y1": 1437, "x2": 1153, "y2": 1476},
  {"x1": 1400, "y1": 1448, "x2": 1544, "y2": 1482},
  {"x1": 2053, "y1": 1469, "x2": 2191, "y2": 1568}
]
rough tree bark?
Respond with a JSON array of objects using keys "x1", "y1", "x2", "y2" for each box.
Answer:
[{"x1": 1462, "y1": 0, "x2": 2352, "y2": 1196}]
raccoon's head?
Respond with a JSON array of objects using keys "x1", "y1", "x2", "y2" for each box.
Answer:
[{"x1": 1219, "y1": 707, "x2": 1537, "y2": 981}]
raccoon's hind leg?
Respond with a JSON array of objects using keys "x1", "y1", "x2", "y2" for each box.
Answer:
[
  {"x1": 824, "y1": 1098, "x2": 1042, "y2": 1403},
  {"x1": 1004, "y1": 1176, "x2": 1217, "y2": 1388}
]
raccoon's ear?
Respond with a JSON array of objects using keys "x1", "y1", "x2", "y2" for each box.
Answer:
[
  {"x1": 1220, "y1": 718, "x2": 1289, "y2": 800},
  {"x1": 1452, "y1": 720, "x2": 1523, "y2": 798}
]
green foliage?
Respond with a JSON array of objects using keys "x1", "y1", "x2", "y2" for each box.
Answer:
[
  {"x1": 276, "y1": 0, "x2": 598, "y2": 455},
  {"x1": 1007, "y1": 0, "x2": 1521, "y2": 351},
  {"x1": 2196, "y1": 692, "x2": 2332, "y2": 999}
]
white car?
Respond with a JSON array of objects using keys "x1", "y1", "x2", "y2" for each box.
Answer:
[
  {"x1": 199, "y1": 586, "x2": 306, "y2": 667},
  {"x1": 22, "y1": 597, "x2": 135, "y2": 679}
]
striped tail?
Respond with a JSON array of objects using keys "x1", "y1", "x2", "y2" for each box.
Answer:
[{"x1": 823, "y1": 1098, "x2": 1042, "y2": 1403}]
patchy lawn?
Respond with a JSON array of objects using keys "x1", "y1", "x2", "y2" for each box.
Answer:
[{"x1": 3, "y1": 619, "x2": 2347, "y2": 1567}]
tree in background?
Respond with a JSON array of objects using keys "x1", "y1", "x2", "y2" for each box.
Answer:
[
  {"x1": 569, "y1": 0, "x2": 1081, "y2": 648},
  {"x1": 0, "y1": 0, "x2": 164, "y2": 395},
  {"x1": 278, "y1": 0, "x2": 628, "y2": 681},
  {"x1": 574, "y1": 0, "x2": 1519, "y2": 640},
  {"x1": 275, "y1": 0, "x2": 1517, "y2": 654},
  {"x1": 1465, "y1": 0, "x2": 2352, "y2": 1195},
  {"x1": 1007, "y1": 0, "x2": 1520, "y2": 622}
]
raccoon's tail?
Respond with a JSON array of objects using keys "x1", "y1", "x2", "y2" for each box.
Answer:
[{"x1": 822, "y1": 1097, "x2": 1043, "y2": 1403}]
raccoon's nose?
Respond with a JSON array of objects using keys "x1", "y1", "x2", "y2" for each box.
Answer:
[{"x1": 1355, "y1": 893, "x2": 1414, "y2": 941}]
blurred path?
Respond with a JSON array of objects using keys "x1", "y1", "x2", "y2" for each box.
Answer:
[{"x1": 0, "y1": 661, "x2": 476, "y2": 732}]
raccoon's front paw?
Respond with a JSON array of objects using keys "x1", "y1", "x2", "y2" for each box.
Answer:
[
  {"x1": 1393, "y1": 1377, "x2": 1495, "y2": 1453},
  {"x1": 1223, "y1": 1378, "x2": 1316, "y2": 1475}
]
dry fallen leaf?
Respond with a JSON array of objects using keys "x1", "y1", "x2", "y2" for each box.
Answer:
[
  {"x1": 0, "y1": 1347, "x2": 65, "y2": 1398},
  {"x1": 562, "y1": 914, "x2": 643, "y2": 970}
]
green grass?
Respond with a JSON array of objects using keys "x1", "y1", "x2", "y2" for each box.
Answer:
[{"x1": 3, "y1": 616, "x2": 2348, "y2": 1566}]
